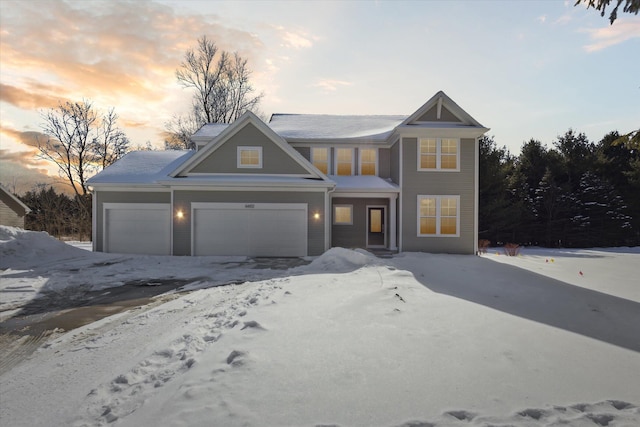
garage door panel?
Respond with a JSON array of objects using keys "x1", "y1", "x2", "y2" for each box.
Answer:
[
  {"x1": 105, "y1": 204, "x2": 170, "y2": 255},
  {"x1": 193, "y1": 203, "x2": 307, "y2": 257},
  {"x1": 193, "y1": 209, "x2": 249, "y2": 256}
]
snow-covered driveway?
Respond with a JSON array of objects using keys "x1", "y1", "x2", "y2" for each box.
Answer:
[{"x1": 1, "y1": 227, "x2": 639, "y2": 426}]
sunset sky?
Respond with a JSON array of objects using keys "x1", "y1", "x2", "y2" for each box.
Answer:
[{"x1": 1, "y1": 0, "x2": 639, "y2": 194}]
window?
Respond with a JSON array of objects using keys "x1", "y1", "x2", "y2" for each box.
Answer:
[
  {"x1": 334, "y1": 205, "x2": 353, "y2": 225},
  {"x1": 335, "y1": 148, "x2": 353, "y2": 176},
  {"x1": 311, "y1": 147, "x2": 329, "y2": 174},
  {"x1": 418, "y1": 138, "x2": 459, "y2": 171},
  {"x1": 359, "y1": 148, "x2": 377, "y2": 176},
  {"x1": 417, "y1": 195, "x2": 459, "y2": 236},
  {"x1": 237, "y1": 146, "x2": 262, "y2": 168}
]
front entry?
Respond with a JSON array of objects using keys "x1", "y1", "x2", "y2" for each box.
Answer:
[{"x1": 366, "y1": 206, "x2": 386, "y2": 248}]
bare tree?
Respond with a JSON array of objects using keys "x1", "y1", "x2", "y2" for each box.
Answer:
[
  {"x1": 170, "y1": 35, "x2": 263, "y2": 148},
  {"x1": 37, "y1": 100, "x2": 130, "y2": 197}
]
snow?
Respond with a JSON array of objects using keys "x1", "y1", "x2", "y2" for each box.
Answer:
[
  {"x1": 192, "y1": 123, "x2": 230, "y2": 138},
  {"x1": 268, "y1": 114, "x2": 406, "y2": 140},
  {"x1": 330, "y1": 175, "x2": 401, "y2": 192},
  {"x1": 86, "y1": 150, "x2": 194, "y2": 185},
  {"x1": 1, "y1": 227, "x2": 639, "y2": 426}
]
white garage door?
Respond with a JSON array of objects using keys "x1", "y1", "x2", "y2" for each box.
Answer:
[
  {"x1": 192, "y1": 203, "x2": 307, "y2": 257},
  {"x1": 104, "y1": 203, "x2": 171, "y2": 255}
]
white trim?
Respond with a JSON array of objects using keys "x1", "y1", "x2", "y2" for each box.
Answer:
[
  {"x1": 416, "y1": 195, "x2": 460, "y2": 238},
  {"x1": 92, "y1": 190, "x2": 97, "y2": 251},
  {"x1": 398, "y1": 138, "x2": 403, "y2": 252},
  {"x1": 185, "y1": 172, "x2": 314, "y2": 178},
  {"x1": 164, "y1": 184, "x2": 332, "y2": 192},
  {"x1": 358, "y1": 147, "x2": 378, "y2": 176},
  {"x1": 334, "y1": 147, "x2": 354, "y2": 176},
  {"x1": 80, "y1": 185, "x2": 170, "y2": 192},
  {"x1": 436, "y1": 96, "x2": 443, "y2": 120},
  {"x1": 237, "y1": 146, "x2": 263, "y2": 168},
  {"x1": 474, "y1": 136, "x2": 480, "y2": 254},
  {"x1": 324, "y1": 187, "x2": 332, "y2": 251},
  {"x1": 333, "y1": 204, "x2": 353, "y2": 225},
  {"x1": 170, "y1": 189, "x2": 175, "y2": 255},
  {"x1": 417, "y1": 137, "x2": 460, "y2": 172},
  {"x1": 331, "y1": 191, "x2": 398, "y2": 198},
  {"x1": 366, "y1": 205, "x2": 387, "y2": 248}
]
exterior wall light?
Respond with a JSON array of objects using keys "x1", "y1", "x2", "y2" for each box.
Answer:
[
  {"x1": 313, "y1": 212, "x2": 321, "y2": 220},
  {"x1": 176, "y1": 210, "x2": 184, "y2": 219}
]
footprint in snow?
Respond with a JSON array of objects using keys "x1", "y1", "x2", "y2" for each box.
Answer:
[
  {"x1": 226, "y1": 350, "x2": 246, "y2": 366},
  {"x1": 241, "y1": 320, "x2": 266, "y2": 330},
  {"x1": 445, "y1": 410, "x2": 476, "y2": 421}
]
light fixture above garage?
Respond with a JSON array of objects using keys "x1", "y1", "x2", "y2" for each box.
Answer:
[
  {"x1": 313, "y1": 212, "x2": 320, "y2": 220},
  {"x1": 176, "y1": 210, "x2": 184, "y2": 219}
]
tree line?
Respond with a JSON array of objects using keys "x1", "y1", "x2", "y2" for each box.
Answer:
[{"x1": 479, "y1": 129, "x2": 640, "y2": 248}]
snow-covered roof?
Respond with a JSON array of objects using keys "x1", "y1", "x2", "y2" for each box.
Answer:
[
  {"x1": 330, "y1": 175, "x2": 400, "y2": 193},
  {"x1": 87, "y1": 150, "x2": 195, "y2": 185},
  {"x1": 192, "y1": 123, "x2": 229, "y2": 139},
  {"x1": 268, "y1": 114, "x2": 407, "y2": 140}
]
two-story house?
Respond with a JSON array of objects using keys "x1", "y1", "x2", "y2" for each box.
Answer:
[{"x1": 87, "y1": 91, "x2": 488, "y2": 256}]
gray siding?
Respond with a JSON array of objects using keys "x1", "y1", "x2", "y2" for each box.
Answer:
[
  {"x1": 295, "y1": 147, "x2": 311, "y2": 162},
  {"x1": 390, "y1": 141, "x2": 400, "y2": 184},
  {"x1": 401, "y1": 137, "x2": 476, "y2": 254},
  {"x1": 417, "y1": 105, "x2": 461, "y2": 122},
  {"x1": 378, "y1": 148, "x2": 390, "y2": 179},
  {"x1": 173, "y1": 190, "x2": 326, "y2": 256},
  {"x1": 190, "y1": 123, "x2": 309, "y2": 175},
  {"x1": 331, "y1": 197, "x2": 389, "y2": 249},
  {"x1": 94, "y1": 191, "x2": 171, "y2": 252}
]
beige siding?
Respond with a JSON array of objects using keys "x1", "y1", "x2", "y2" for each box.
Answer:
[
  {"x1": 173, "y1": 190, "x2": 326, "y2": 256},
  {"x1": 94, "y1": 191, "x2": 171, "y2": 252},
  {"x1": 190, "y1": 123, "x2": 309, "y2": 175},
  {"x1": 401, "y1": 137, "x2": 476, "y2": 254},
  {"x1": 0, "y1": 199, "x2": 25, "y2": 228}
]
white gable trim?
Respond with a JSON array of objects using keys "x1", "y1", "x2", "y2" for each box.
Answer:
[
  {"x1": 169, "y1": 111, "x2": 330, "y2": 181},
  {"x1": 402, "y1": 91, "x2": 485, "y2": 128}
]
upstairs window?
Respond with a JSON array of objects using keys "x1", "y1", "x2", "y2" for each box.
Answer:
[
  {"x1": 311, "y1": 147, "x2": 329, "y2": 174},
  {"x1": 359, "y1": 148, "x2": 377, "y2": 176},
  {"x1": 417, "y1": 195, "x2": 459, "y2": 237},
  {"x1": 335, "y1": 148, "x2": 353, "y2": 176},
  {"x1": 237, "y1": 146, "x2": 262, "y2": 168},
  {"x1": 418, "y1": 138, "x2": 459, "y2": 171}
]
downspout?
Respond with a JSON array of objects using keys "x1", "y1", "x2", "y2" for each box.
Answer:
[{"x1": 325, "y1": 183, "x2": 336, "y2": 252}]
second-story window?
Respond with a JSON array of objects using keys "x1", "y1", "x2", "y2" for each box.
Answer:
[
  {"x1": 360, "y1": 148, "x2": 377, "y2": 175},
  {"x1": 418, "y1": 138, "x2": 459, "y2": 171},
  {"x1": 311, "y1": 147, "x2": 329, "y2": 174},
  {"x1": 336, "y1": 148, "x2": 353, "y2": 176}
]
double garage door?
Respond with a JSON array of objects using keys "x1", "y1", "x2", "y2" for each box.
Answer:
[{"x1": 192, "y1": 203, "x2": 308, "y2": 257}]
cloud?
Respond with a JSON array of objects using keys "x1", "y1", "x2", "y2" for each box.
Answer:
[
  {"x1": 272, "y1": 25, "x2": 315, "y2": 49},
  {"x1": 0, "y1": 125, "x2": 49, "y2": 149},
  {"x1": 537, "y1": 15, "x2": 547, "y2": 24},
  {"x1": 313, "y1": 79, "x2": 352, "y2": 92},
  {"x1": 0, "y1": 150, "x2": 70, "y2": 195},
  {"x1": 582, "y1": 19, "x2": 640, "y2": 52},
  {"x1": 0, "y1": 83, "x2": 68, "y2": 110}
]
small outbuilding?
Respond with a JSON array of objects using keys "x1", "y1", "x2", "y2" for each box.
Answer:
[{"x1": 0, "y1": 183, "x2": 31, "y2": 229}]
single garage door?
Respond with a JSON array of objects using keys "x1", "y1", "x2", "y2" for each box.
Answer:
[
  {"x1": 192, "y1": 203, "x2": 307, "y2": 257},
  {"x1": 104, "y1": 203, "x2": 171, "y2": 255}
]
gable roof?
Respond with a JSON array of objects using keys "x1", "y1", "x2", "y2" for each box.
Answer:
[
  {"x1": 170, "y1": 111, "x2": 328, "y2": 180},
  {"x1": 402, "y1": 90, "x2": 485, "y2": 127},
  {"x1": 0, "y1": 183, "x2": 31, "y2": 215}
]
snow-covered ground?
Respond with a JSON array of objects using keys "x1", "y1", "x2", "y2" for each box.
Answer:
[{"x1": 1, "y1": 226, "x2": 639, "y2": 426}]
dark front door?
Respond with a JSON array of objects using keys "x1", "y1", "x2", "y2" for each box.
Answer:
[{"x1": 367, "y1": 207, "x2": 385, "y2": 247}]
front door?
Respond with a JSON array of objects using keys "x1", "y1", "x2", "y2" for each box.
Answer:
[{"x1": 367, "y1": 206, "x2": 386, "y2": 248}]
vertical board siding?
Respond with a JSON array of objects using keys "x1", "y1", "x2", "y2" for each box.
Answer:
[
  {"x1": 173, "y1": 190, "x2": 326, "y2": 256},
  {"x1": 378, "y1": 148, "x2": 391, "y2": 179},
  {"x1": 401, "y1": 137, "x2": 476, "y2": 254},
  {"x1": 390, "y1": 141, "x2": 400, "y2": 184}
]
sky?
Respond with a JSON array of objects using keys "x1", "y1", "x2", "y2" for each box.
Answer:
[{"x1": 0, "y1": 0, "x2": 639, "y2": 194}]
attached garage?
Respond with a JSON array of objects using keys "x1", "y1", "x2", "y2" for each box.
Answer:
[
  {"x1": 192, "y1": 202, "x2": 307, "y2": 257},
  {"x1": 103, "y1": 203, "x2": 171, "y2": 255}
]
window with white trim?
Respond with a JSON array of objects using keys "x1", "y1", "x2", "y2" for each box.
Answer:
[
  {"x1": 335, "y1": 148, "x2": 353, "y2": 176},
  {"x1": 311, "y1": 147, "x2": 329, "y2": 174},
  {"x1": 334, "y1": 205, "x2": 353, "y2": 225},
  {"x1": 418, "y1": 138, "x2": 459, "y2": 171},
  {"x1": 237, "y1": 146, "x2": 262, "y2": 168},
  {"x1": 417, "y1": 195, "x2": 460, "y2": 236},
  {"x1": 359, "y1": 148, "x2": 377, "y2": 176}
]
